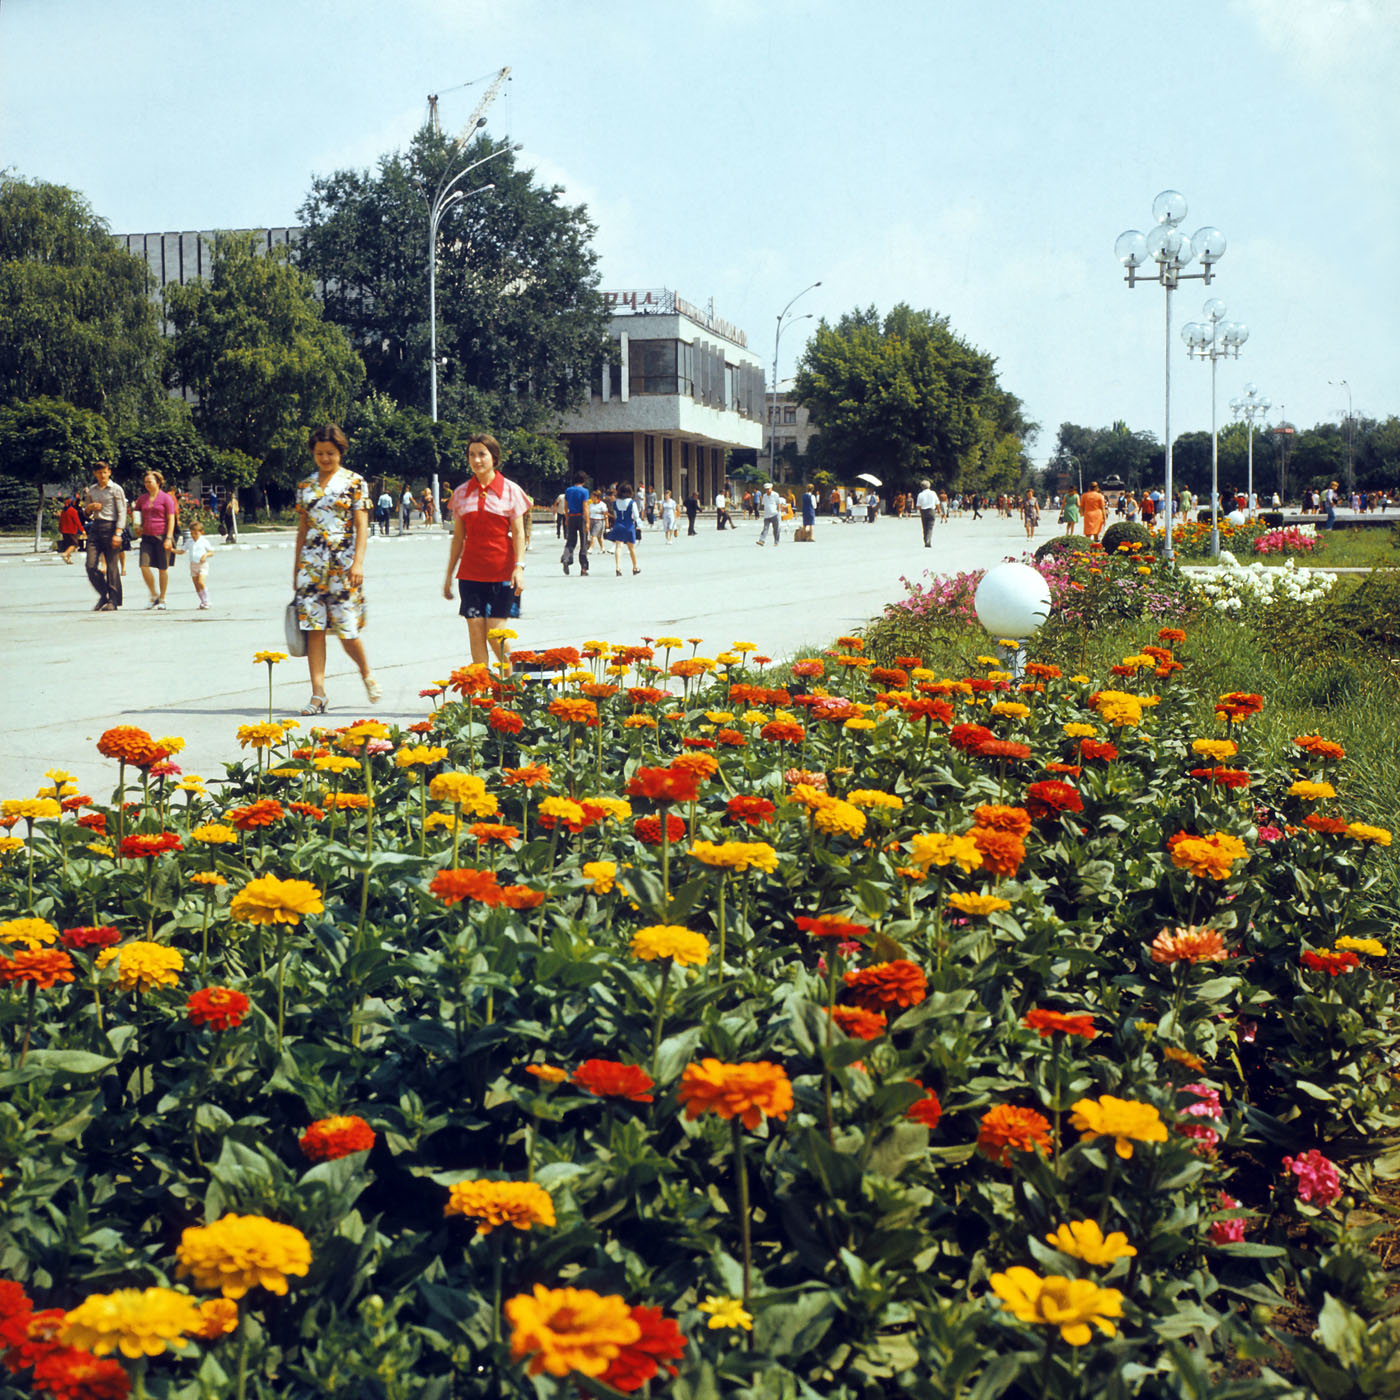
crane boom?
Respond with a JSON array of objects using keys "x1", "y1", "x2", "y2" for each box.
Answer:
[{"x1": 458, "y1": 66, "x2": 510, "y2": 147}]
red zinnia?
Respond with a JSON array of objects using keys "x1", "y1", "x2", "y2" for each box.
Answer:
[
  {"x1": 1303, "y1": 814, "x2": 1349, "y2": 835},
  {"x1": 906, "y1": 1084, "x2": 943, "y2": 1129},
  {"x1": 949, "y1": 722, "x2": 994, "y2": 753},
  {"x1": 33, "y1": 1350, "x2": 132, "y2": 1400},
  {"x1": 186, "y1": 986, "x2": 251, "y2": 1031},
  {"x1": 715, "y1": 728, "x2": 748, "y2": 747},
  {"x1": 1190, "y1": 767, "x2": 1252, "y2": 789},
  {"x1": 626, "y1": 686, "x2": 667, "y2": 706},
  {"x1": 288, "y1": 801, "x2": 326, "y2": 820},
  {"x1": 61, "y1": 925, "x2": 121, "y2": 951},
  {"x1": 599, "y1": 1305, "x2": 687, "y2": 1393},
  {"x1": 681, "y1": 736, "x2": 717, "y2": 750},
  {"x1": 633, "y1": 814, "x2": 687, "y2": 845},
  {"x1": 727, "y1": 795, "x2": 776, "y2": 826},
  {"x1": 1023, "y1": 1008, "x2": 1098, "y2": 1039},
  {"x1": 829, "y1": 1005, "x2": 888, "y2": 1040},
  {"x1": 119, "y1": 831, "x2": 183, "y2": 859},
  {"x1": 300, "y1": 1114, "x2": 376, "y2": 1161},
  {"x1": 430, "y1": 867, "x2": 504, "y2": 907},
  {"x1": 1079, "y1": 739, "x2": 1118, "y2": 763},
  {"x1": 572, "y1": 1060, "x2": 656, "y2": 1102},
  {"x1": 977, "y1": 739, "x2": 1031, "y2": 761},
  {"x1": 226, "y1": 799, "x2": 285, "y2": 830},
  {"x1": 795, "y1": 913, "x2": 870, "y2": 940},
  {"x1": 626, "y1": 766, "x2": 701, "y2": 803},
  {"x1": 76, "y1": 812, "x2": 107, "y2": 834},
  {"x1": 842, "y1": 959, "x2": 928, "y2": 1010},
  {"x1": 487, "y1": 707, "x2": 524, "y2": 734},
  {"x1": 1025, "y1": 781, "x2": 1084, "y2": 820},
  {"x1": 1301, "y1": 949, "x2": 1359, "y2": 976}
]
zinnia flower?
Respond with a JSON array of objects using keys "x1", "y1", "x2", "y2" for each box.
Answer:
[
  {"x1": 96, "y1": 726, "x2": 159, "y2": 764},
  {"x1": 572, "y1": 1060, "x2": 655, "y2": 1102},
  {"x1": 1209, "y1": 1192, "x2": 1248, "y2": 1244},
  {"x1": 582, "y1": 860, "x2": 617, "y2": 894},
  {"x1": 59, "y1": 1287, "x2": 202, "y2": 1358},
  {"x1": 0, "y1": 948, "x2": 75, "y2": 989},
  {"x1": 1023, "y1": 1008, "x2": 1097, "y2": 1040},
  {"x1": 1288, "y1": 780, "x2": 1336, "y2": 801},
  {"x1": 548, "y1": 696, "x2": 599, "y2": 727},
  {"x1": 697, "y1": 1295, "x2": 753, "y2": 1331},
  {"x1": 677, "y1": 1058, "x2": 793, "y2": 1128},
  {"x1": 430, "y1": 867, "x2": 503, "y2": 908},
  {"x1": 175, "y1": 1215, "x2": 312, "y2": 1298},
  {"x1": 229, "y1": 875, "x2": 323, "y2": 926},
  {"x1": 1168, "y1": 831, "x2": 1249, "y2": 880},
  {"x1": 625, "y1": 766, "x2": 700, "y2": 803},
  {"x1": 429, "y1": 772, "x2": 497, "y2": 816},
  {"x1": 194, "y1": 1297, "x2": 240, "y2": 1340},
  {"x1": 186, "y1": 987, "x2": 250, "y2": 1031},
  {"x1": 61, "y1": 925, "x2": 121, "y2": 951},
  {"x1": 300, "y1": 1115, "x2": 375, "y2": 1162},
  {"x1": 973, "y1": 804, "x2": 1031, "y2": 836},
  {"x1": 1300, "y1": 949, "x2": 1359, "y2": 976},
  {"x1": 1281, "y1": 1148, "x2": 1342, "y2": 1206},
  {"x1": 488, "y1": 707, "x2": 525, "y2": 734},
  {"x1": 1335, "y1": 935, "x2": 1386, "y2": 957},
  {"x1": 1150, "y1": 925, "x2": 1226, "y2": 964},
  {"x1": 989, "y1": 1269, "x2": 1123, "y2": 1345},
  {"x1": 190, "y1": 823, "x2": 238, "y2": 845},
  {"x1": 947, "y1": 892, "x2": 1011, "y2": 917},
  {"x1": 795, "y1": 913, "x2": 870, "y2": 939},
  {"x1": 118, "y1": 832, "x2": 183, "y2": 859},
  {"x1": 1346, "y1": 822, "x2": 1392, "y2": 846},
  {"x1": 1069, "y1": 1095, "x2": 1168, "y2": 1158},
  {"x1": 502, "y1": 885, "x2": 546, "y2": 910},
  {"x1": 1293, "y1": 734, "x2": 1345, "y2": 760},
  {"x1": 968, "y1": 826, "x2": 1025, "y2": 878},
  {"x1": 906, "y1": 1084, "x2": 943, "y2": 1129},
  {"x1": 842, "y1": 959, "x2": 927, "y2": 1010},
  {"x1": 1025, "y1": 781, "x2": 1084, "y2": 820},
  {"x1": 633, "y1": 814, "x2": 687, "y2": 845},
  {"x1": 599, "y1": 1304, "x2": 687, "y2": 1393},
  {"x1": 829, "y1": 1005, "x2": 888, "y2": 1040},
  {"x1": 1044, "y1": 1220, "x2": 1137, "y2": 1266},
  {"x1": 908, "y1": 832, "x2": 983, "y2": 874},
  {"x1": 629, "y1": 925, "x2": 709, "y2": 966},
  {"x1": 506, "y1": 1285, "x2": 639, "y2": 1377},
  {"x1": 95, "y1": 941, "x2": 183, "y2": 993},
  {"x1": 688, "y1": 840, "x2": 779, "y2": 874},
  {"x1": 977, "y1": 1105, "x2": 1053, "y2": 1165},
  {"x1": 726, "y1": 795, "x2": 776, "y2": 826}
]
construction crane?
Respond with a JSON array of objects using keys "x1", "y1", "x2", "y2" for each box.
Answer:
[{"x1": 427, "y1": 67, "x2": 510, "y2": 146}]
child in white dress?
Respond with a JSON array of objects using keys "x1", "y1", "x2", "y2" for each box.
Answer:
[{"x1": 181, "y1": 520, "x2": 215, "y2": 609}]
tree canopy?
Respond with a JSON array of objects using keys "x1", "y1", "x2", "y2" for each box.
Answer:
[
  {"x1": 0, "y1": 176, "x2": 164, "y2": 429},
  {"x1": 794, "y1": 304, "x2": 1034, "y2": 492},
  {"x1": 296, "y1": 128, "x2": 609, "y2": 430},
  {"x1": 165, "y1": 233, "x2": 364, "y2": 491}
]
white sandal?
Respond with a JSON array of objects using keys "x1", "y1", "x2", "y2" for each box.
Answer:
[
  {"x1": 363, "y1": 674, "x2": 382, "y2": 704},
  {"x1": 302, "y1": 693, "x2": 328, "y2": 716}
]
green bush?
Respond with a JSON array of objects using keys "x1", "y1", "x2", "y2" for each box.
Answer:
[
  {"x1": 1033, "y1": 533, "x2": 1093, "y2": 563},
  {"x1": 1100, "y1": 520, "x2": 1152, "y2": 556}
]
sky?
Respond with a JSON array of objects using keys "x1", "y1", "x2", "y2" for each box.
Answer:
[{"x1": 2, "y1": 0, "x2": 1396, "y2": 465}]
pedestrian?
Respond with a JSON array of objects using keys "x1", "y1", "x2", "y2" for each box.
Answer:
[
  {"x1": 442, "y1": 432, "x2": 528, "y2": 668},
  {"x1": 182, "y1": 518, "x2": 214, "y2": 609},
  {"x1": 560, "y1": 470, "x2": 591, "y2": 576},
  {"x1": 421, "y1": 486, "x2": 434, "y2": 526},
  {"x1": 645, "y1": 487, "x2": 658, "y2": 529},
  {"x1": 799, "y1": 483, "x2": 818, "y2": 542},
  {"x1": 82, "y1": 460, "x2": 126, "y2": 611},
  {"x1": 756, "y1": 481, "x2": 782, "y2": 546},
  {"x1": 1140, "y1": 491, "x2": 1155, "y2": 527},
  {"x1": 661, "y1": 488, "x2": 678, "y2": 542},
  {"x1": 292, "y1": 423, "x2": 379, "y2": 715},
  {"x1": 607, "y1": 480, "x2": 643, "y2": 574},
  {"x1": 1079, "y1": 481, "x2": 1108, "y2": 542},
  {"x1": 1022, "y1": 489, "x2": 1040, "y2": 540},
  {"x1": 553, "y1": 491, "x2": 568, "y2": 539},
  {"x1": 916, "y1": 479, "x2": 936, "y2": 547},
  {"x1": 1325, "y1": 479, "x2": 1339, "y2": 530},
  {"x1": 222, "y1": 492, "x2": 239, "y2": 544},
  {"x1": 57, "y1": 496, "x2": 85, "y2": 563},
  {"x1": 589, "y1": 490, "x2": 609, "y2": 552},
  {"x1": 135, "y1": 470, "x2": 179, "y2": 610},
  {"x1": 1060, "y1": 489, "x2": 1080, "y2": 535},
  {"x1": 684, "y1": 490, "x2": 699, "y2": 535},
  {"x1": 866, "y1": 491, "x2": 879, "y2": 524},
  {"x1": 400, "y1": 487, "x2": 414, "y2": 533},
  {"x1": 375, "y1": 487, "x2": 393, "y2": 536},
  {"x1": 714, "y1": 488, "x2": 732, "y2": 530}
]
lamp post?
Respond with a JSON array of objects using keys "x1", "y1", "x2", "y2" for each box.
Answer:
[
  {"x1": 1181, "y1": 300, "x2": 1247, "y2": 557},
  {"x1": 1230, "y1": 383, "x2": 1271, "y2": 517},
  {"x1": 1115, "y1": 192, "x2": 1227, "y2": 562},
  {"x1": 1329, "y1": 378, "x2": 1354, "y2": 494},
  {"x1": 769, "y1": 281, "x2": 821, "y2": 484}
]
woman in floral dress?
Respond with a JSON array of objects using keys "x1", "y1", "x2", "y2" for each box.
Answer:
[{"x1": 292, "y1": 424, "x2": 380, "y2": 714}]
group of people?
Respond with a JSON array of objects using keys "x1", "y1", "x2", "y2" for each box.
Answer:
[
  {"x1": 555, "y1": 477, "x2": 689, "y2": 578},
  {"x1": 373, "y1": 484, "x2": 437, "y2": 535}
]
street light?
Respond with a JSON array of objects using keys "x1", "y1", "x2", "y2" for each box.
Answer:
[
  {"x1": 769, "y1": 281, "x2": 821, "y2": 484},
  {"x1": 1230, "y1": 383, "x2": 1271, "y2": 517},
  {"x1": 1181, "y1": 299, "x2": 1248, "y2": 557},
  {"x1": 1115, "y1": 191, "x2": 1227, "y2": 562},
  {"x1": 1329, "y1": 378, "x2": 1355, "y2": 494}
]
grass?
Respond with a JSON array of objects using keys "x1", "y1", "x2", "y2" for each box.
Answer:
[{"x1": 1191, "y1": 527, "x2": 1400, "y2": 569}]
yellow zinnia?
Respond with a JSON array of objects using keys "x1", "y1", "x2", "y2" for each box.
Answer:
[
  {"x1": 95, "y1": 941, "x2": 183, "y2": 992},
  {"x1": 908, "y1": 832, "x2": 983, "y2": 875},
  {"x1": 629, "y1": 925, "x2": 710, "y2": 966},
  {"x1": 176, "y1": 1214, "x2": 312, "y2": 1299},
  {"x1": 1069, "y1": 1095, "x2": 1168, "y2": 1158},
  {"x1": 583, "y1": 860, "x2": 617, "y2": 894},
  {"x1": 235, "y1": 722, "x2": 285, "y2": 749},
  {"x1": 698, "y1": 1295, "x2": 754, "y2": 1331},
  {"x1": 394, "y1": 745, "x2": 449, "y2": 768},
  {"x1": 1191, "y1": 738, "x2": 1237, "y2": 761},
  {"x1": 989, "y1": 1268, "x2": 1123, "y2": 1346},
  {"x1": 445, "y1": 1179, "x2": 555, "y2": 1235},
  {"x1": 1346, "y1": 823, "x2": 1391, "y2": 846},
  {"x1": 314, "y1": 755, "x2": 361, "y2": 774},
  {"x1": 991, "y1": 702, "x2": 1031, "y2": 719},
  {"x1": 812, "y1": 799, "x2": 866, "y2": 839},
  {"x1": 60, "y1": 1287, "x2": 202, "y2": 1358},
  {"x1": 1044, "y1": 1220, "x2": 1137, "y2": 1266},
  {"x1": 506, "y1": 1285, "x2": 640, "y2": 1378},
  {"x1": 0, "y1": 917, "x2": 60, "y2": 949},
  {"x1": 1288, "y1": 780, "x2": 1336, "y2": 801},
  {"x1": 947, "y1": 892, "x2": 1012, "y2": 917},
  {"x1": 1063, "y1": 723, "x2": 1096, "y2": 738},
  {"x1": 689, "y1": 840, "x2": 779, "y2": 874},
  {"x1": 190, "y1": 823, "x2": 238, "y2": 845},
  {"x1": 846, "y1": 789, "x2": 904, "y2": 812},
  {"x1": 1335, "y1": 935, "x2": 1386, "y2": 956},
  {"x1": 229, "y1": 875, "x2": 324, "y2": 926}
]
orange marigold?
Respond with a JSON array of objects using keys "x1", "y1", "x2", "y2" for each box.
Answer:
[
  {"x1": 842, "y1": 959, "x2": 928, "y2": 1011},
  {"x1": 977, "y1": 1104, "x2": 1054, "y2": 1166},
  {"x1": 677, "y1": 1058, "x2": 794, "y2": 1129}
]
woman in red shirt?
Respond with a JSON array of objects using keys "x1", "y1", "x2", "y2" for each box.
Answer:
[{"x1": 442, "y1": 434, "x2": 529, "y2": 666}]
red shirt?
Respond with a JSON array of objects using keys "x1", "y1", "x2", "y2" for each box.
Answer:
[{"x1": 450, "y1": 472, "x2": 530, "y2": 582}]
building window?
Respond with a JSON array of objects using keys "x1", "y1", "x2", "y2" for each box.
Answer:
[
  {"x1": 643, "y1": 435, "x2": 656, "y2": 488},
  {"x1": 783, "y1": 407, "x2": 797, "y2": 424},
  {"x1": 663, "y1": 438, "x2": 673, "y2": 493},
  {"x1": 629, "y1": 340, "x2": 679, "y2": 396}
]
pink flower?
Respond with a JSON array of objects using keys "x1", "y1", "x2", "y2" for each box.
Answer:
[
  {"x1": 837, "y1": 939, "x2": 862, "y2": 958},
  {"x1": 1209, "y1": 1192, "x2": 1247, "y2": 1244},
  {"x1": 1257, "y1": 825, "x2": 1284, "y2": 844},
  {"x1": 366, "y1": 738, "x2": 394, "y2": 755},
  {"x1": 1182, "y1": 1083, "x2": 1222, "y2": 1119},
  {"x1": 1281, "y1": 1149, "x2": 1342, "y2": 1207}
]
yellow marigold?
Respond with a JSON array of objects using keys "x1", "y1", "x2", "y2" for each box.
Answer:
[
  {"x1": 229, "y1": 875, "x2": 324, "y2": 926},
  {"x1": 698, "y1": 1295, "x2": 754, "y2": 1330},
  {"x1": 445, "y1": 1179, "x2": 556, "y2": 1235},
  {"x1": 583, "y1": 860, "x2": 617, "y2": 894},
  {"x1": 990, "y1": 1269, "x2": 1123, "y2": 1346},
  {"x1": 846, "y1": 789, "x2": 904, "y2": 811},
  {"x1": 0, "y1": 917, "x2": 59, "y2": 949},
  {"x1": 1191, "y1": 738, "x2": 1237, "y2": 760},
  {"x1": 235, "y1": 722, "x2": 284, "y2": 749},
  {"x1": 908, "y1": 832, "x2": 983, "y2": 875},
  {"x1": 1063, "y1": 723, "x2": 1096, "y2": 738},
  {"x1": 1089, "y1": 690, "x2": 1144, "y2": 728},
  {"x1": 1069, "y1": 1095, "x2": 1168, "y2": 1158},
  {"x1": 947, "y1": 892, "x2": 1012, "y2": 916},
  {"x1": 1346, "y1": 823, "x2": 1391, "y2": 846},
  {"x1": 59, "y1": 1286, "x2": 202, "y2": 1358},
  {"x1": 95, "y1": 941, "x2": 183, "y2": 992},
  {"x1": 394, "y1": 745, "x2": 449, "y2": 768},
  {"x1": 423, "y1": 812, "x2": 459, "y2": 832},
  {"x1": 194, "y1": 1298, "x2": 240, "y2": 1340},
  {"x1": 190, "y1": 823, "x2": 238, "y2": 845},
  {"x1": 1169, "y1": 832, "x2": 1249, "y2": 881},
  {"x1": 1045, "y1": 1220, "x2": 1137, "y2": 1266},
  {"x1": 1, "y1": 797, "x2": 61, "y2": 821},
  {"x1": 175, "y1": 1214, "x2": 312, "y2": 1298},
  {"x1": 314, "y1": 754, "x2": 361, "y2": 774},
  {"x1": 689, "y1": 840, "x2": 779, "y2": 874},
  {"x1": 990, "y1": 702, "x2": 1031, "y2": 719},
  {"x1": 583, "y1": 796, "x2": 632, "y2": 822},
  {"x1": 430, "y1": 772, "x2": 498, "y2": 817},
  {"x1": 629, "y1": 925, "x2": 710, "y2": 966},
  {"x1": 1288, "y1": 780, "x2": 1336, "y2": 801},
  {"x1": 189, "y1": 871, "x2": 228, "y2": 887},
  {"x1": 1335, "y1": 935, "x2": 1386, "y2": 956},
  {"x1": 538, "y1": 795, "x2": 586, "y2": 826},
  {"x1": 812, "y1": 799, "x2": 867, "y2": 839},
  {"x1": 506, "y1": 1285, "x2": 640, "y2": 1378}
]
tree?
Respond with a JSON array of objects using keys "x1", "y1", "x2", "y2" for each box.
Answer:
[
  {"x1": 0, "y1": 396, "x2": 114, "y2": 537},
  {"x1": 794, "y1": 304, "x2": 1033, "y2": 493},
  {"x1": 165, "y1": 233, "x2": 364, "y2": 494},
  {"x1": 0, "y1": 176, "x2": 164, "y2": 428},
  {"x1": 1055, "y1": 421, "x2": 1161, "y2": 491},
  {"x1": 297, "y1": 129, "x2": 609, "y2": 430}
]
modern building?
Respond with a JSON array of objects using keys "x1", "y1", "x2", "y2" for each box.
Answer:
[
  {"x1": 762, "y1": 379, "x2": 815, "y2": 483},
  {"x1": 551, "y1": 289, "x2": 765, "y2": 503}
]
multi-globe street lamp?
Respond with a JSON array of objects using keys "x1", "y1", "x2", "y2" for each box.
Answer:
[
  {"x1": 1181, "y1": 301, "x2": 1248, "y2": 557},
  {"x1": 1230, "y1": 383, "x2": 1271, "y2": 518},
  {"x1": 1115, "y1": 191, "x2": 1227, "y2": 562},
  {"x1": 1329, "y1": 378, "x2": 1355, "y2": 494},
  {"x1": 768, "y1": 281, "x2": 821, "y2": 485}
]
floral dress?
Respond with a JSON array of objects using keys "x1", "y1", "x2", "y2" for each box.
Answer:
[{"x1": 295, "y1": 469, "x2": 367, "y2": 638}]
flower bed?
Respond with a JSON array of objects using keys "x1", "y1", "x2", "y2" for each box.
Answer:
[
  {"x1": 1253, "y1": 524, "x2": 1320, "y2": 556},
  {"x1": 1193, "y1": 553, "x2": 1338, "y2": 614},
  {"x1": 1, "y1": 634, "x2": 1397, "y2": 1398}
]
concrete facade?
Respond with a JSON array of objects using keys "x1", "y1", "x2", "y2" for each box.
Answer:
[{"x1": 762, "y1": 379, "x2": 815, "y2": 483}]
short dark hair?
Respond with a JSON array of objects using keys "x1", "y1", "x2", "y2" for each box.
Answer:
[
  {"x1": 617, "y1": 480, "x2": 634, "y2": 498},
  {"x1": 468, "y1": 433, "x2": 502, "y2": 468},
  {"x1": 308, "y1": 423, "x2": 349, "y2": 455},
  {"x1": 92, "y1": 460, "x2": 111, "y2": 472}
]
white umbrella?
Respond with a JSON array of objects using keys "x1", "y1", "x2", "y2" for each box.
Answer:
[{"x1": 855, "y1": 472, "x2": 882, "y2": 487}]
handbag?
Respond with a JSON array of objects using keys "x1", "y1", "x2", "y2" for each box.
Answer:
[{"x1": 284, "y1": 599, "x2": 307, "y2": 657}]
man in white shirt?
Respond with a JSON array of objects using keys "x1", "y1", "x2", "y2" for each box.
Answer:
[
  {"x1": 400, "y1": 488, "x2": 414, "y2": 533},
  {"x1": 756, "y1": 483, "x2": 781, "y2": 546},
  {"x1": 714, "y1": 490, "x2": 731, "y2": 530},
  {"x1": 916, "y1": 479, "x2": 937, "y2": 546}
]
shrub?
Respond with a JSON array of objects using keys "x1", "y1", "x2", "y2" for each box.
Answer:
[
  {"x1": 1033, "y1": 533, "x2": 1093, "y2": 563},
  {"x1": 1100, "y1": 520, "x2": 1152, "y2": 556}
]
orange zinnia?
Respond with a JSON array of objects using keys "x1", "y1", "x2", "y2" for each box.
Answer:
[
  {"x1": 226, "y1": 799, "x2": 285, "y2": 830},
  {"x1": 548, "y1": 697, "x2": 599, "y2": 726},
  {"x1": 1293, "y1": 734, "x2": 1345, "y2": 760},
  {"x1": 677, "y1": 1059, "x2": 793, "y2": 1129},
  {"x1": 96, "y1": 725, "x2": 158, "y2": 764},
  {"x1": 842, "y1": 960, "x2": 928, "y2": 1011},
  {"x1": 300, "y1": 1115, "x2": 375, "y2": 1162},
  {"x1": 972, "y1": 805, "x2": 1032, "y2": 838},
  {"x1": 626, "y1": 766, "x2": 700, "y2": 804},
  {"x1": 429, "y1": 867, "x2": 504, "y2": 908},
  {"x1": 669, "y1": 753, "x2": 719, "y2": 782},
  {"x1": 977, "y1": 1104, "x2": 1053, "y2": 1166},
  {"x1": 1023, "y1": 1008, "x2": 1097, "y2": 1040},
  {"x1": 968, "y1": 826, "x2": 1025, "y2": 877},
  {"x1": 502, "y1": 885, "x2": 546, "y2": 910},
  {"x1": 572, "y1": 1060, "x2": 656, "y2": 1103},
  {"x1": 795, "y1": 913, "x2": 870, "y2": 940},
  {"x1": 1149, "y1": 926, "x2": 1226, "y2": 964},
  {"x1": 502, "y1": 763, "x2": 551, "y2": 787},
  {"x1": 829, "y1": 1005, "x2": 888, "y2": 1040},
  {"x1": 0, "y1": 948, "x2": 75, "y2": 990}
]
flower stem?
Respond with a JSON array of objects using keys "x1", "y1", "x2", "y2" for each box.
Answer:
[
  {"x1": 731, "y1": 1118, "x2": 753, "y2": 1307},
  {"x1": 649, "y1": 959, "x2": 671, "y2": 1077},
  {"x1": 17, "y1": 982, "x2": 37, "y2": 1067}
]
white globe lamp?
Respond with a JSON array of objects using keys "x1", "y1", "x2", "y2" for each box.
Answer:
[{"x1": 974, "y1": 563, "x2": 1051, "y2": 674}]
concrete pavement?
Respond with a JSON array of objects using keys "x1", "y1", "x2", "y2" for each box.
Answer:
[{"x1": 1, "y1": 511, "x2": 1036, "y2": 797}]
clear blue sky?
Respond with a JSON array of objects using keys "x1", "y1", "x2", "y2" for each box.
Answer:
[{"x1": 3, "y1": 0, "x2": 1395, "y2": 461}]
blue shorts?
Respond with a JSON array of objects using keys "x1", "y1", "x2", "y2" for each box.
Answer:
[{"x1": 458, "y1": 578, "x2": 519, "y2": 620}]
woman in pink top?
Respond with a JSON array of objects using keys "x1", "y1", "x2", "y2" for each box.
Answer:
[{"x1": 135, "y1": 470, "x2": 179, "y2": 609}]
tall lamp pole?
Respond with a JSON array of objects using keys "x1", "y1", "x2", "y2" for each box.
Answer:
[
  {"x1": 1329, "y1": 378, "x2": 1354, "y2": 494},
  {"x1": 769, "y1": 281, "x2": 821, "y2": 483},
  {"x1": 1230, "y1": 383, "x2": 1271, "y2": 517},
  {"x1": 1115, "y1": 191, "x2": 1227, "y2": 563},
  {"x1": 1182, "y1": 300, "x2": 1248, "y2": 557}
]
